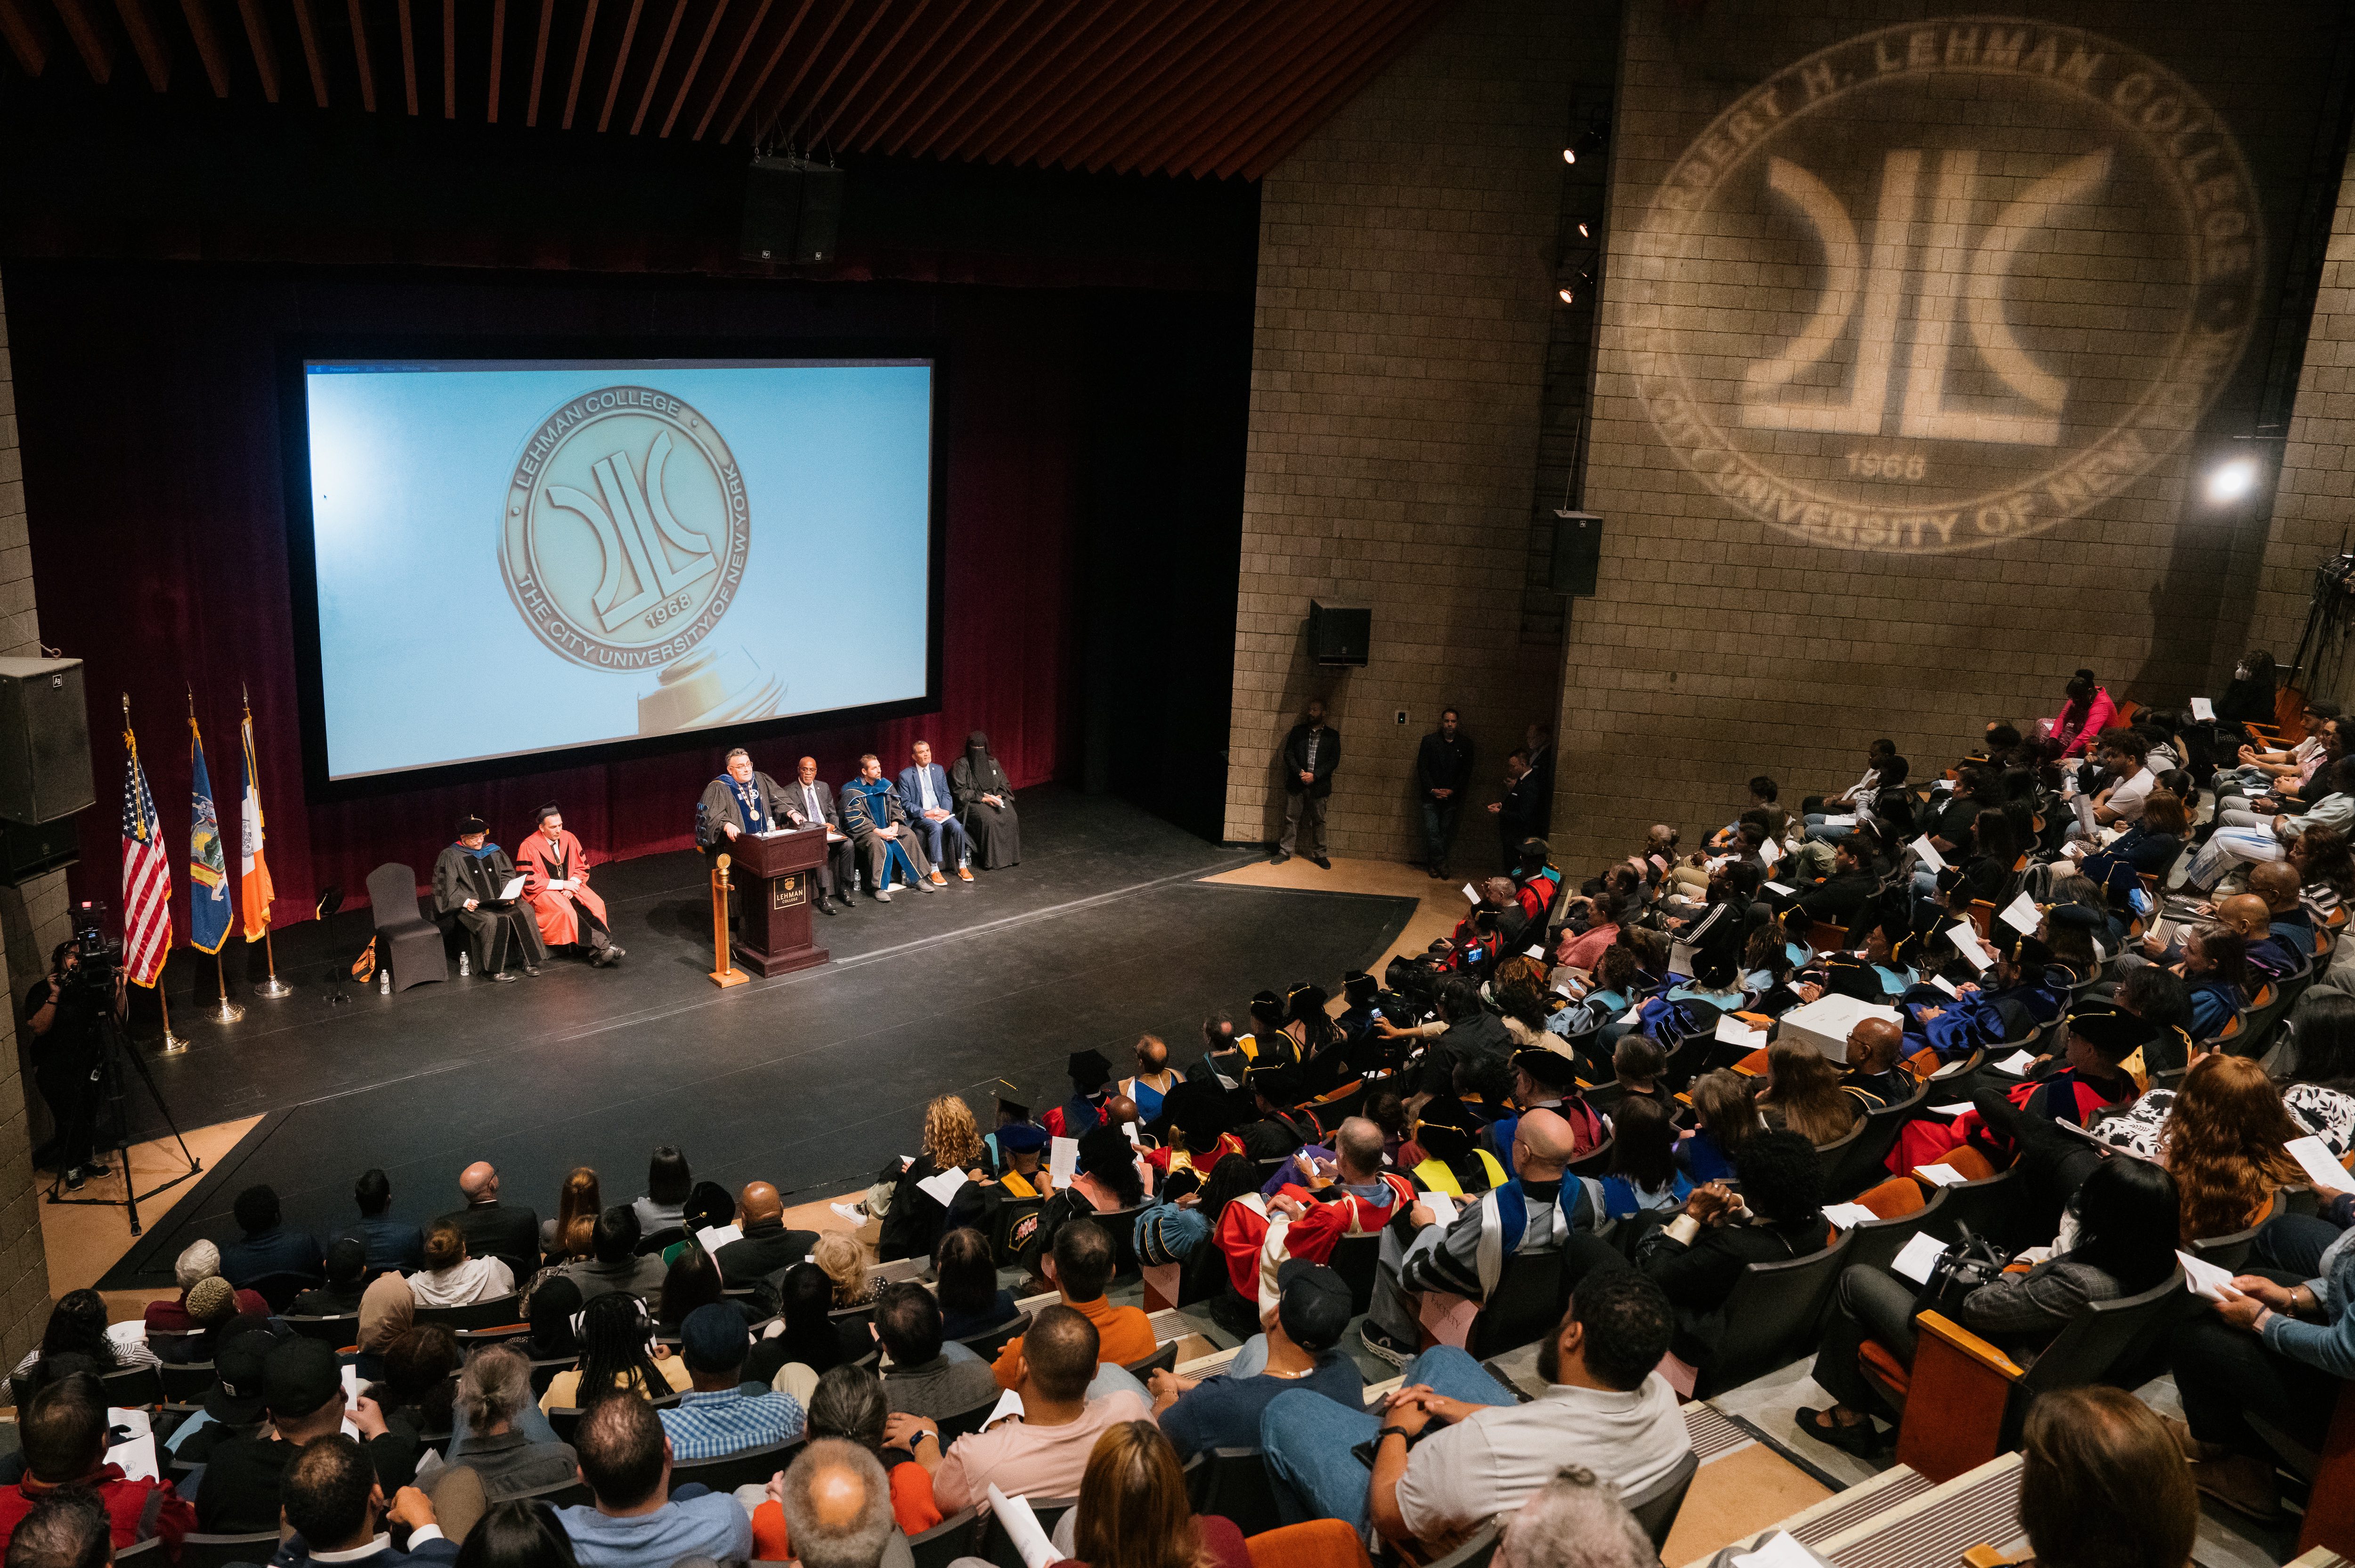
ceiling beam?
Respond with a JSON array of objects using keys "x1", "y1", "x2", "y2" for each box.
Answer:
[
  {"x1": 809, "y1": 0, "x2": 921, "y2": 148},
  {"x1": 523, "y1": 0, "x2": 550, "y2": 125},
  {"x1": 48, "y1": 0, "x2": 111, "y2": 84},
  {"x1": 1086, "y1": 0, "x2": 1270, "y2": 173},
  {"x1": 345, "y1": 0, "x2": 375, "y2": 110},
  {"x1": 289, "y1": 0, "x2": 325, "y2": 104},
  {"x1": 1220, "y1": 0, "x2": 1434, "y2": 179},
  {"x1": 880, "y1": 0, "x2": 1039, "y2": 156},
  {"x1": 716, "y1": 0, "x2": 813, "y2": 146},
  {"x1": 910, "y1": 0, "x2": 1083, "y2": 161},
  {"x1": 974, "y1": 0, "x2": 1145, "y2": 165},
  {"x1": 112, "y1": 0, "x2": 171, "y2": 89},
  {"x1": 175, "y1": 0, "x2": 230, "y2": 96},
  {"x1": 657, "y1": 0, "x2": 727, "y2": 137},
  {"x1": 1030, "y1": 0, "x2": 1244, "y2": 172},
  {"x1": 396, "y1": 0, "x2": 416, "y2": 113},
  {"x1": 831, "y1": 0, "x2": 957, "y2": 150},
  {"x1": 739, "y1": 0, "x2": 845, "y2": 147},
  {"x1": 780, "y1": 0, "x2": 890, "y2": 148},
  {"x1": 485, "y1": 0, "x2": 503, "y2": 119},
  {"x1": 595, "y1": 0, "x2": 641, "y2": 131},
  {"x1": 232, "y1": 0, "x2": 278, "y2": 100},
  {"x1": 688, "y1": 0, "x2": 771, "y2": 142},
  {"x1": 628, "y1": 0, "x2": 685, "y2": 134},
  {"x1": 855, "y1": 0, "x2": 1005, "y2": 152},
  {"x1": 559, "y1": 0, "x2": 596, "y2": 127},
  {"x1": 0, "y1": 0, "x2": 43, "y2": 75}
]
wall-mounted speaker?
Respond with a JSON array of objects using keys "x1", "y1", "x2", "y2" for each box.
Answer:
[
  {"x1": 1550, "y1": 511, "x2": 1603, "y2": 597},
  {"x1": 1308, "y1": 601, "x2": 1372, "y2": 666},
  {"x1": 740, "y1": 156, "x2": 845, "y2": 264}
]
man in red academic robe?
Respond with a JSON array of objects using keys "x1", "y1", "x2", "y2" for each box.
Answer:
[{"x1": 515, "y1": 804, "x2": 625, "y2": 967}]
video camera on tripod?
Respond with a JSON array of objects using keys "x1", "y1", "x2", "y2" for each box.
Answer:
[{"x1": 63, "y1": 898, "x2": 122, "y2": 999}]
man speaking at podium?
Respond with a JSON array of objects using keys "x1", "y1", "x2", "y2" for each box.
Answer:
[
  {"x1": 433, "y1": 817, "x2": 546, "y2": 982},
  {"x1": 696, "y1": 748, "x2": 790, "y2": 848}
]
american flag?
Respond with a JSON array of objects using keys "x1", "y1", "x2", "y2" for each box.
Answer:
[{"x1": 122, "y1": 725, "x2": 172, "y2": 987}]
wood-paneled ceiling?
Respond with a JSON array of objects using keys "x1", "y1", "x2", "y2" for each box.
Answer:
[{"x1": 0, "y1": 0, "x2": 1453, "y2": 179}]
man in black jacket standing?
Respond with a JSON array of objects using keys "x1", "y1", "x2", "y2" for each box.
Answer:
[
  {"x1": 1274, "y1": 699, "x2": 1339, "y2": 869},
  {"x1": 1415, "y1": 708, "x2": 1474, "y2": 880}
]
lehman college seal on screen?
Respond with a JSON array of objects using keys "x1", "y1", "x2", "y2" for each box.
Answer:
[
  {"x1": 1627, "y1": 19, "x2": 2260, "y2": 553},
  {"x1": 502, "y1": 386, "x2": 750, "y2": 669}
]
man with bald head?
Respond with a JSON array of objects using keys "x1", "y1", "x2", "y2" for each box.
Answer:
[
  {"x1": 2247, "y1": 859, "x2": 2318, "y2": 971},
  {"x1": 775, "y1": 1439, "x2": 892, "y2": 1568},
  {"x1": 1839, "y1": 1018, "x2": 1915, "y2": 1110},
  {"x1": 437, "y1": 1161, "x2": 540, "y2": 1280},
  {"x1": 712, "y1": 1182, "x2": 818, "y2": 1290},
  {"x1": 1360, "y1": 1108, "x2": 1592, "y2": 1365},
  {"x1": 777, "y1": 755, "x2": 856, "y2": 918}
]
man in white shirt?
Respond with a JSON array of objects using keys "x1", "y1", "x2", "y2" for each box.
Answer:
[
  {"x1": 1260, "y1": 1268, "x2": 1689, "y2": 1556},
  {"x1": 2066, "y1": 731, "x2": 2152, "y2": 842}
]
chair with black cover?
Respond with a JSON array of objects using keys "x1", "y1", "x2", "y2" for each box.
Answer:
[
  {"x1": 241, "y1": 1273, "x2": 320, "y2": 1314},
  {"x1": 282, "y1": 1314, "x2": 360, "y2": 1346},
  {"x1": 507, "y1": 1475, "x2": 595, "y2": 1509},
  {"x1": 1876, "y1": 1266, "x2": 2190, "y2": 1483},
  {"x1": 1624, "y1": 1446, "x2": 1701, "y2": 1550},
  {"x1": 976, "y1": 1496, "x2": 1078, "y2": 1568},
  {"x1": 365, "y1": 862, "x2": 447, "y2": 992},
  {"x1": 1175, "y1": 1233, "x2": 1231, "y2": 1309},
  {"x1": 159, "y1": 1359, "x2": 216, "y2": 1401},
  {"x1": 954, "y1": 1315, "x2": 1029, "y2": 1363},
  {"x1": 1189, "y1": 1448, "x2": 1283, "y2": 1538},
  {"x1": 527, "y1": 1356, "x2": 577, "y2": 1395},
  {"x1": 1124, "y1": 1341, "x2": 1178, "y2": 1379},
  {"x1": 1692, "y1": 1230, "x2": 1854, "y2": 1401},
  {"x1": 670, "y1": 1437, "x2": 804, "y2": 1495},
  {"x1": 909, "y1": 1507, "x2": 981, "y2": 1568},
  {"x1": 1465, "y1": 1250, "x2": 1565, "y2": 1360},
  {"x1": 1099, "y1": 1207, "x2": 1147, "y2": 1277},
  {"x1": 1827, "y1": 1085, "x2": 1933, "y2": 1200},
  {"x1": 1566, "y1": 1138, "x2": 1615, "y2": 1179},
  {"x1": 1328, "y1": 1232, "x2": 1380, "y2": 1316},
  {"x1": 113, "y1": 1537, "x2": 164, "y2": 1565},
  {"x1": 934, "y1": 1389, "x2": 1003, "y2": 1445},
  {"x1": 1919, "y1": 1167, "x2": 2030, "y2": 1253},
  {"x1": 177, "y1": 1535, "x2": 283, "y2": 1568},
  {"x1": 98, "y1": 1363, "x2": 165, "y2": 1407},
  {"x1": 2190, "y1": 1190, "x2": 2284, "y2": 1273},
  {"x1": 1845, "y1": 1187, "x2": 1949, "y2": 1276},
  {"x1": 637, "y1": 1226, "x2": 686, "y2": 1257},
  {"x1": 1810, "y1": 1121, "x2": 1867, "y2": 1195},
  {"x1": 414, "y1": 1294, "x2": 524, "y2": 1332}
]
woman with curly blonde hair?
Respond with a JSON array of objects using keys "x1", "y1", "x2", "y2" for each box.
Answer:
[
  {"x1": 2160, "y1": 1054, "x2": 2303, "y2": 1242},
  {"x1": 878, "y1": 1095, "x2": 987, "y2": 1262}
]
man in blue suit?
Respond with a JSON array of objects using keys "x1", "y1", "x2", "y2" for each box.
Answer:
[{"x1": 897, "y1": 741, "x2": 972, "y2": 883}]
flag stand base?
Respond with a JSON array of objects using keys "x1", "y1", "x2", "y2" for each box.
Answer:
[
  {"x1": 155, "y1": 986, "x2": 188, "y2": 1054},
  {"x1": 252, "y1": 978, "x2": 292, "y2": 999},
  {"x1": 157, "y1": 1032, "x2": 189, "y2": 1056},
  {"x1": 209, "y1": 955, "x2": 243, "y2": 1025}
]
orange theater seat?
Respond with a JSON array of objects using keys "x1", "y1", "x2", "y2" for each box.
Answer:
[
  {"x1": 1857, "y1": 1176, "x2": 1926, "y2": 1220},
  {"x1": 1247, "y1": 1519, "x2": 1376, "y2": 1568}
]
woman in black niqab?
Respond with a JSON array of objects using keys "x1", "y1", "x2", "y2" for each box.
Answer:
[{"x1": 950, "y1": 730, "x2": 1022, "y2": 868}]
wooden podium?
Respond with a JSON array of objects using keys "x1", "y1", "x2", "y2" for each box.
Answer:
[{"x1": 723, "y1": 828, "x2": 833, "y2": 977}]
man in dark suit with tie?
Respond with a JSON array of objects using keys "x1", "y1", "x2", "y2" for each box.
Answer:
[
  {"x1": 436, "y1": 1162, "x2": 540, "y2": 1282},
  {"x1": 779, "y1": 755, "x2": 857, "y2": 917}
]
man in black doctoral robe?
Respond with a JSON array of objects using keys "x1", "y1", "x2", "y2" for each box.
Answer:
[
  {"x1": 432, "y1": 816, "x2": 545, "y2": 982},
  {"x1": 695, "y1": 747, "x2": 792, "y2": 848},
  {"x1": 949, "y1": 731, "x2": 1021, "y2": 869}
]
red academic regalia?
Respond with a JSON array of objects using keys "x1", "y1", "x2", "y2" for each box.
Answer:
[{"x1": 515, "y1": 827, "x2": 610, "y2": 948}]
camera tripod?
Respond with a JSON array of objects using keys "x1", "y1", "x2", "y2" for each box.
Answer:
[{"x1": 44, "y1": 1001, "x2": 202, "y2": 1236}]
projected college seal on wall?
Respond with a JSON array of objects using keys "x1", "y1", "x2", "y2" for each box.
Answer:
[
  {"x1": 1627, "y1": 18, "x2": 2260, "y2": 552},
  {"x1": 503, "y1": 386, "x2": 751, "y2": 670}
]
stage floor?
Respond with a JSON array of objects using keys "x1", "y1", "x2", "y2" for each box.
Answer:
[{"x1": 85, "y1": 788, "x2": 1418, "y2": 1290}]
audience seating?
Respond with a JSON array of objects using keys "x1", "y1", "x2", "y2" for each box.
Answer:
[
  {"x1": 413, "y1": 1294, "x2": 523, "y2": 1331},
  {"x1": 953, "y1": 1315, "x2": 1029, "y2": 1362},
  {"x1": 1240, "y1": 1520, "x2": 1375, "y2": 1568},
  {"x1": 506, "y1": 1474, "x2": 596, "y2": 1509},
  {"x1": 1417, "y1": 1522, "x2": 1499, "y2": 1568},
  {"x1": 240, "y1": 1273, "x2": 319, "y2": 1314},
  {"x1": 157, "y1": 1359, "x2": 215, "y2": 1402},
  {"x1": 1828, "y1": 1085, "x2": 1934, "y2": 1199},
  {"x1": 365, "y1": 861, "x2": 447, "y2": 992},
  {"x1": 1845, "y1": 1186, "x2": 1948, "y2": 1276},
  {"x1": 178, "y1": 1534, "x2": 283, "y2": 1568},
  {"x1": 976, "y1": 1495, "x2": 1078, "y2": 1568},
  {"x1": 1693, "y1": 1231, "x2": 1855, "y2": 1401},
  {"x1": 2188, "y1": 1189, "x2": 2284, "y2": 1272},
  {"x1": 113, "y1": 1538, "x2": 163, "y2": 1565},
  {"x1": 1464, "y1": 1251, "x2": 1564, "y2": 1360},
  {"x1": 670, "y1": 1436, "x2": 803, "y2": 1494},
  {"x1": 281, "y1": 1313, "x2": 360, "y2": 1345},
  {"x1": 1877, "y1": 1266, "x2": 2188, "y2": 1483},
  {"x1": 1919, "y1": 1166, "x2": 2029, "y2": 1253},
  {"x1": 1624, "y1": 1445, "x2": 1701, "y2": 1549},
  {"x1": 909, "y1": 1506, "x2": 983, "y2": 1568},
  {"x1": 1124, "y1": 1341, "x2": 1179, "y2": 1379},
  {"x1": 1189, "y1": 1447, "x2": 1284, "y2": 1538},
  {"x1": 1327, "y1": 1232, "x2": 1380, "y2": 1316}
]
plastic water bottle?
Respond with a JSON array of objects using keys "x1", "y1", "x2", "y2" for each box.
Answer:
[
  {"x1": 379, "y1": 969, "x2": 390, "y2": 995},
  {"x1": 459, "y1": 951, "x2": 470, "y2": 977}
]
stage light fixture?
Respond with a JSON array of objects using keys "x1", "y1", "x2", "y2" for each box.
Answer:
[
  {"x1": 1564, "y1": 124, "x2": 1609, "y2": 166},
  {"x1": 2205, "y1": 456, "x2": 2261, "y2": 504},
  {"x1": 1562, "y1": 146, "x2": 1577, "y2": 164},
  {"x1": 1558, "y1": 285, "x2": 1576, "y2": 304}
]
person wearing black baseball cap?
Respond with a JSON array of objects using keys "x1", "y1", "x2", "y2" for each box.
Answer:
[
  {"x1": 1148, "y1": 1260, "x2": 1364, "y2": 1462},
  {"x1": 195, "y1": 1337, "x2": 417, "y2": 1534}
]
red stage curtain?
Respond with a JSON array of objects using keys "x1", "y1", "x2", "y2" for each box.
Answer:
[{"x1": 11, "y1": 261, "x2": 1082, "y2": 932}]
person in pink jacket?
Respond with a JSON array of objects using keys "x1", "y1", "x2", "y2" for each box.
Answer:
[{"x1": 2046, "y1": 668, "x2": 2116, "y2": 758}]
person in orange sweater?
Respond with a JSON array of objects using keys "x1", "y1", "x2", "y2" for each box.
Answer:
[
  {"x1": 749, "y1": 1366, "x2": 938, "y2": 1560},
  {"x1": 991, "y1": 1219, "x2": 1156, "y2": 1391}
]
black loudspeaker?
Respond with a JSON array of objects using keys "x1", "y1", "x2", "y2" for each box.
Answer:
[
  {"x1": 1308, "y1": 601, "x2": 1372, "y2": 666},
  {"x1": 1550, "y1": 511, "x2": 1602, "y2": 597},
  {"x1": 0, "y1": 658, "x2": 90, "y2": 880},
  {"x1": 740, "y1": 155, "x2": 845, "y2": 264}
]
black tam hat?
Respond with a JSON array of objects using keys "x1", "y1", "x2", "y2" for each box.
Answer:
[
  {"x1": 2063, "y1": 1001, "x2": 2158, "y2": 1060},
  {"x1": 1513, "y1": 1044, "x2": 1581, "y2": 1090},
  {"x1": 1342, "y1": 970, "x2": 1378, "y2": 1005},
  {"x1": 1415, "y1": 1097, "x2": 1479, "y2": 1161},
  {"x1": 1160, "y1": 1081, "x2": 1235, "y2": 1145},
  {"x1": 1067, "y1": 1050, "x2": 1113, "y2": 1090},
  {"x1": 1823, "y1": 953, "x2": 1883, "y2": 1001},
  {"x1": 535, "y1": 803, "x2": 562, "y2": 824},
  {"x1": 456, "y1": 816, "x2": 487, "y2": 837}
]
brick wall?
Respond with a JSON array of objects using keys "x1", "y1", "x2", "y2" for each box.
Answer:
[
  {"x1": 0, "y1": 275, "x2": 68, "y2": 1372},
  {"x1": 1548, "y1": 2, "x2": 2345, "y2": 870},
  {"x1": 1220, "y1": 0, "x2": 1605, "y2": 862},
  {"x1": 2248, "y1": 146, "x2": 2355, "y2": 689}
]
